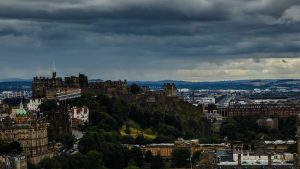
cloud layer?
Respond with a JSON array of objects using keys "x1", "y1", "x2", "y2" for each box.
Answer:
[{"x1": 0, "y1": 0, "x2": 299, "y2": 81}]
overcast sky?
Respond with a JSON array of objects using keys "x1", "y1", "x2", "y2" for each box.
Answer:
[{"x1": 0, "y1": 0, "x2": 300, "y2": 81}]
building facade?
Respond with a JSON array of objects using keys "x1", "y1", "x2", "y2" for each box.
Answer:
[
  {"x1": 69, "y1": 106, "x2": 89, "y2": 129},
  {"x1": 83, "y1": 80, "x2": 128, "y2": 96},
  {"x1": 228, "y1": 102, "x2": 300, "y2": 118},
  {"x1": 0, "y1": 104, "x2": 54, "y2": 165},
  {"x1": 141, "y1": 139, "x2": 228, "y2": 158},
  {"x1": 0, "y1": 154, "x2": 27, "y2": 169},
  {"x1": 27, "y1": 99, "x2": 42, "y2": 112}
]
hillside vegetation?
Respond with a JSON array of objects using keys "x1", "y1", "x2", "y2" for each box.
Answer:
[{"x1": 67, "y1": 94, "x2": 208, "y2": 142}]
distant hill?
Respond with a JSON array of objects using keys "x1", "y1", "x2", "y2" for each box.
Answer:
[
  {"x1": 1, "y1": 79, "x2": 300, "y2": 91},
  {"x1": 129, "y1": 79, "x2": 300, "y2": 90},
  {"x1": 0, "y1": 78, "x2": 31, "y2": 82},
  {"x1": 0, "y1": 81, "x2": 32, "y2": 91}
]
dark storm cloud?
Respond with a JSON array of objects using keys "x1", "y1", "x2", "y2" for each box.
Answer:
[
  {"x1": 0, "y1": 0, "x2": 299, "y2": 22},
  {"x1": 0, "y1": 0, "x2": 300, "y2": 81}
]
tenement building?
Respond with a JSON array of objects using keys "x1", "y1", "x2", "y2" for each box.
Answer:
[
  {"x1": 0, "y1": 154, "x2": 27, "y2": 169},
  {"x1": 228, "y1": 101, "x2": 300, "y2": 118},
  {"x1": 0, "y1": 103, "x2": 54, "y2": 165}
]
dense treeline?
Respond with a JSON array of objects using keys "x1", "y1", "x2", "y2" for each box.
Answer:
[
  {"x1": 34, "y1": 129, "x2": 166, "y2": 169},
  {"x1": 220, "y1": 116, "x2": 296, "y2": 143},
  {"x1": 37, "y1": 93, "x2": 208, "y2": 169},
  {"x1": 68, "y1": 93, "x2": 208, "y2": 141}
]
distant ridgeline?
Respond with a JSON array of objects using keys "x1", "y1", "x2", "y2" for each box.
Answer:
[
  {"x1": 3, "y1": 78, "x2": 300, "y2": 92},
  {"x1": 129, "y1": 79, "x2": 300, "y2": 90}
]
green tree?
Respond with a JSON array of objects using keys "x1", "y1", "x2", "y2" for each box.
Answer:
[
  {"x1": 144, "y1": 150, "x2": 153, "y2": 163},
  {"x1": 98, "y1": 112, "x2": 120, "y2": 131},
  {"x1": 158, "y1": 124, "x2": 181, "y2": 138},
  {"x1": 39, "y1": 100, "x2": 58, "y2": 111},
  {"x1": 125, "y1": 125, "x2": 131, "y2": 135},
  {"x1": 130, "y1": 147, "x2": 143, "y2": 167},
  {"x1": 192, "y1": 151, "x2": 201, "y2": 164},
  {"x1": 38, "y1": 158, "x2": 61, "y2": 169},
  {"x1": 62, "y1": 134, "x2": 76, "y2": 149},
  {"x1": 171, "y1": 148, "x2": 191, "y2": 168},
  {"x1": 28, "y1": 163, "x2": 37, "y2": 169},
  {"x1": 100, "y1": 143, "x2": 129, "y2": 169},
  {"x1": 78, "y1": 133, "x2": 98, "y2": 154},
  {"x1": 68, "y1": 153, "x2": 92, "y2": 169},
  {"x1": 125, "y1": 159, "x2": 140, "y2": 169},
  {"x1": 130, "y1": 84, "x2": 140, "y2": 94},
  {"x1": 196, "y1": 152, "x2": 215, "y2": 169},
  {"x1": 54, "y1": 156, "x2": 70, "y2": 169},
  {"x1": 151, "y1": 155, "x2": 165, "y2": 169},
  {"x1": 87, "y1": 151, "x2": 106, "y2": 169},
  {"x1": 196, "y1": 158, "x2": 214, "y2": 169}
]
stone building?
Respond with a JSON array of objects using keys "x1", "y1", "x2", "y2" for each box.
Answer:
[
  {"x1": 256, "y1": 118, "x2": 279, "y2": 129},
  {"x1": 0, "y1": 103, "x2": 55, "y2": 165},
  {"x1": 32, "y1": 72, "x2": 84, "y2": 99},
  {"x1": 27, "y1": 99, "x2": 42, "y2": 112},
  {"x1": 32, "y1": 72, "x2": 64, "y2": 98},
  {"x1": 141, "y1": 139, "x2": 228, "y2": 158},
  {"x1": 0, "y1": 154, "x2": 27, "y2": 169},
  {"x1": 228, "y1": 102, "x2": 300, "y2": 118},
  {"x1": 83, "y1": 80, "x2": 128, "y2": 96},
  {"x1": 162, "y1": 83, "x2": 177, "y2": 97},
  {"x1": 32, "y1": 72, "x2": 84, "y2": 141},
  {"x1": 217, "y1": 144, "x2": 294, "y2": 169},
  {"x1": 69, "y1": 106, "x2": 89, "y2": 129},
  {"x1": 78, "y1": 73, "x2": 89, "y2": 88},
  {"x1": 64, "y1": 76, "x2": 80, "y2": 88},
  {"x1": 257, "y1": 140, "x2": 296, "y2": 154},
  {"x1": 33, "y1": 72, "x2": 128, "y2": 98}
]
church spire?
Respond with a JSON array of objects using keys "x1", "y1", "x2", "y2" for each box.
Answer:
[
  {"x1": 20, "y1": 100, "x2": 23, "y2": 109},
  {"x1": 52, "y1": 61, "x2": 57, "y2": 78}
]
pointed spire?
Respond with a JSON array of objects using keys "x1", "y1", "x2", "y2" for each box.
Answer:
[
  {"x1": 20, "y1": 100, "x2": 23, "y2": 109},
  {"x1": 53, "y1": 61, "x2": 56, "y2": 72}
]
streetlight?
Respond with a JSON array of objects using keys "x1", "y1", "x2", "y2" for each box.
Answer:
[{"x1": 189, "y1": 153, "x2": 193, "y2": 169}]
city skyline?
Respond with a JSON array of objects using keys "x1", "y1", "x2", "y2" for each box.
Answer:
[{"x1": 0, "y1": 0, "x2": 300, "y2": 81}]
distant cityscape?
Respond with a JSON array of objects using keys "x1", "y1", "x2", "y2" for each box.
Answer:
[{"x1": 1, "y1": 73, "x2": 300, "y2": 168}]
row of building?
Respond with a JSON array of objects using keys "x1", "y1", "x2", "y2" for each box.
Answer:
[
  {"x1": 0, "y1": 102, "x2": 55, "y2": 167},
  {"x1": 0, "y1": 98, "x2": 89, "y2": 168},
  {"x1": 137, "y1": 138, "x2": 298, "y2": 168}
]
